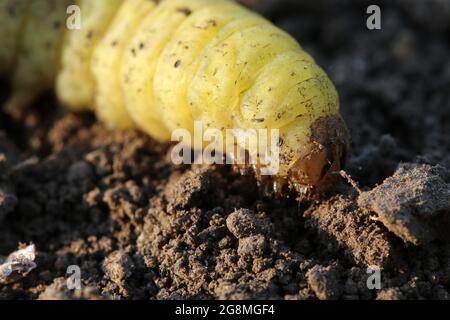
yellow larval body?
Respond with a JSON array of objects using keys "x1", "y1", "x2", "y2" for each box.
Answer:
[{"x1": 1, "y1": 0, "x2": 348, "y2": 196}]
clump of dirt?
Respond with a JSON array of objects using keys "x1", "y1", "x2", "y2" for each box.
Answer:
[
  {"x1": 358, "y1": 163, "x2": 450, "y2": 245},
  {"x1": 0, "y1": 0, "x2": 449, "y2": 300}
]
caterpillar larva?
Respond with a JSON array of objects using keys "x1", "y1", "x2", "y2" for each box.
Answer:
[{"x1": 1, "y1": 0, "x2": 349, "y2": 198}]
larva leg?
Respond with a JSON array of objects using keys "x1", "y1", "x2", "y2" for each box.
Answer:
[
  {"x1": 188, "y1": 22, "x2": 302, "y2": 134},
  {"x1": 56, "y1": 0, "x2": 123, "y2": 111},
  {"x1": 91, "y1": 0, "x2": 157, "y2": 130},
  {"x1": 154, "y1": 0, "x2": 250, "y2": 134},
  {"x1": 6, "y1": 0, "x2": 70, "y2": 116},
  {"x1": 121, "y1": 0, "x2": 212, "y2": 142},
  {"x1": 0, "y1": 0, "x2": 29, "y2": 77}
]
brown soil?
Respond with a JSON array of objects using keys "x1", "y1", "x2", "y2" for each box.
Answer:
[{"x1": 1, "y1": 0, "x2": 449, "y2": 300}]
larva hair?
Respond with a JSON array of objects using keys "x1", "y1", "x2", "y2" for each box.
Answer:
[{"x1": 1, "y1": 0, "x2": 349, "y2": 198}]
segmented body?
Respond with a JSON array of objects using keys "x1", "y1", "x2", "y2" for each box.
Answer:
[{"x1": 0, "y1": 0, "x2": 348, "y2": 197}]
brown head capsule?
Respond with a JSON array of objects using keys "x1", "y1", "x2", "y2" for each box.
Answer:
[{"x1": 288, "y1": 115, "x2": 349, "y2": 198}]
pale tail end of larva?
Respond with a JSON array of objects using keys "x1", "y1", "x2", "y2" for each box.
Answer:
[{"x1": 1, "y1": 0, "x2": 349, "y2": 199}]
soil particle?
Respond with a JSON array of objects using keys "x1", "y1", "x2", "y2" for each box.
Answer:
[
  {"x1": 38, "y1": 277, "x2": 103, "y2": 300},
  {"x1": 358, "y1": 163, "x2": 450, "y2": 245},
  {"x1": 226, "y1": 208, "x2": 272, "y2": 238},
  {"x1": 376, "y1": 287, "x2": 405, "y2": 300},
  {"x1": 102, "y1": 250, "x2": 135, "y2": 287},
  {"x1": 306, "y1": 264, "x2": 342, "y2": 300},
  {"x1": 238, "y1": 235, "x2": 268, "y2": 259},
  {"x1": 164, "y1": 166, "x2": 216, "y2": 211},
  {"x1": 305, "y1": 194, "x2": 401, "y2": 269}
]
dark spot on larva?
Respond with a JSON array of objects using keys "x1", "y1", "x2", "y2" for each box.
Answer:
[
  {"x1": 177, "y1": 7, "x2": 192, "y2": 16},
  {"x1": 87, "y1": 30, "x2": 94, "y2": 39},
  {"x1": 252, "y1": 118, "x2": 265, "y2": 123},
  {"x1": 139, "y1": 42, "x2": 145, "y2": 50},
  {"x1": 177, "y1": 41, "x2": 189, "y2": 49},
  {"x1": 53, "y1": 21, "x2": 61, "y2": 29},
  {"x1": 278, "y1": 138, "x2": 284, "y2": 147},
  {"x1": 276, "y1": 113, "x2": 282, "y2": 120},
  {"x1": 131, "y1": 48, "x2": 136, "y2": 57},
  {"x1": 296, "y1": 114, "x2": 304, "y2": 118},
  {"x1": 195, "y1": 19, "x2": 218, "y2": 30},
  {"x1": 174, "y1": 60, "x2": 181, "y2": 68},
  {"x1": 268, "y1": 87, "x2": 273, "y2": 92},
  {"x1": 291, "y1": 72, "x2": 296, "y2": 77},
  {"x1": 111, "y1": 40, "x2": 118, "y2": 47}
]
